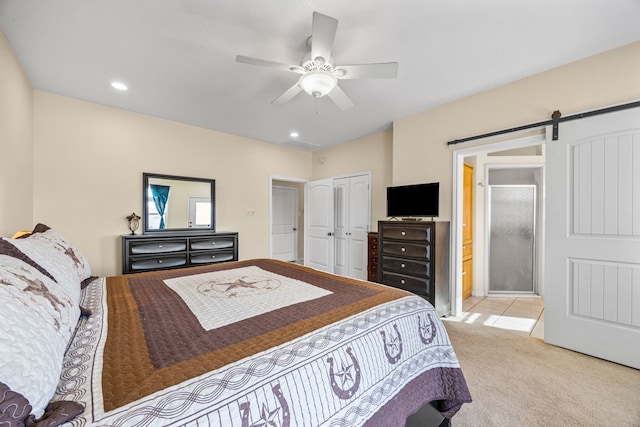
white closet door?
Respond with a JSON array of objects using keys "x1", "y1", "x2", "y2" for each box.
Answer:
[
  {"x1": 545, "y1": 107, "x2": 640, "y2": 369},
  {"x1": 304, "y1": 178, "x2": 334, "y2": 272},
  {"x1": 347, "y1": 174, "x2": 370, "y2": 280},
  {"x1": 333, "y1": 177, "x2": 350, "y2": 277}
]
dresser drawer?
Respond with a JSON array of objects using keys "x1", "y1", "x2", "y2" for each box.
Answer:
[
  {"x1": 381, "y1": 241, "x2": 431, "y2": 259},
  {"x1": 382, "y1": 256, "x2": 430, "y2": 277},
  {"x1": 381, "y1": 271, "x2": 429, "y2": 298},
  {"x1": 130, "y1": 255, "x2": 187, "y2": 271},
  {"x1": 380, "y1": 224, "x2": 431, "y2": 241},
  {"x1": 190, "y1": 236, "x2": 235, "y2": 251},
  {"x1": 129, "y1": 240, "x2": 187, "y2": 254},
  {"x1": 190, "y1": 249, "x2": 235, "y2": 264}
]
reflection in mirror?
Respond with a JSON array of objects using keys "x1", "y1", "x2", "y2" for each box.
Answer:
[{"x1": 143, "y1": 173, "x2": 215, "y2": 233}]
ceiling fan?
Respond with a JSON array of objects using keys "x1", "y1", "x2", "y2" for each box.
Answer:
[{"x1": 236, "y1": 11, "x2": 398, "y2": 110}]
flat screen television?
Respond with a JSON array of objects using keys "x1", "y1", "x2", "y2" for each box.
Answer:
[{"x1": 386, "y1": 182, "x2": 439, "y2": 218}]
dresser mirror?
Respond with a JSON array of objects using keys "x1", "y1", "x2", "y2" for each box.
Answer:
[{"x1": 142, "y1": 173, "x2": 215, "y2": 234}]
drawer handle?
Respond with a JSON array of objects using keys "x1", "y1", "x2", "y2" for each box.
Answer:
[
  {"x1": 401, "y1": 231, "x2": 406, "y2": 236},
  {"x1": 158, "y1": 260, "x2": 163, "y2": 264},
  {"x1": 401, "y1": 263, "x2": 405, "y2": 268},
  {"x1": 401, "y1": 247, "x2": 406, "y2": 252},
  {"x1": 158, "y1": 245, "x2": 163, "y2": 248},
  {"x1": 400, "y1": 279, "x2": 406, "y2": 284},
  {"x1": 211, "y1": 255, "x2": 216, "y2": 259},
  {"x1": 211, "y1": 242, "x2": 216, "y2": 245}
]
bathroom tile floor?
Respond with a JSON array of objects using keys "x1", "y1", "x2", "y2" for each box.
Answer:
[{"x1": 446, "y1": 295, "x2": 545, "y2": 339}]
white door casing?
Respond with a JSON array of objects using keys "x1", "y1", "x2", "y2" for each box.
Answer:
[
  {"x1": 545, "y1": 107, "x2": 640, "y2": 369},
  {"x1": 304, "y1": 178, "x2": 334, "y2": 272},
  {"x1": 271, "y1": 186, "x2": 298, "y2": 262}
]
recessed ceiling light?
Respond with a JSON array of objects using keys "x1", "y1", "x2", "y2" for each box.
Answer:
[
  {"x1": 290, "y1": 131, "x2": 299, "y2": 138},
  {"x1": 111, "y1": 81, "x2": 128, "y2": 91}
]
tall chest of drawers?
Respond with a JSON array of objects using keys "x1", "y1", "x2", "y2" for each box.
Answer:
[
  {"x1": 378, "y1": 221, "x2": 450, "y2": 316},
  {"x1": 122, "y1": 231, "x2": 238, "y2": 274}
]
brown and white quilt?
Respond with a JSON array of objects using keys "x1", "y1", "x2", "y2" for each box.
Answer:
[{"x1": 54, "y1": 259, "x2": 471, "y2": 426}]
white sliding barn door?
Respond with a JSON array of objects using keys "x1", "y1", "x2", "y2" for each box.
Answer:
[
  {"x1": 304, "y1": 178, "x2": 334, "y2": 272},
  {"x1": 545, "y1": 108, "x2": 640, "y2": 369}
]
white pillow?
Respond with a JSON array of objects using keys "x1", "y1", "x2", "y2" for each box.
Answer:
[{"x1": 0, "y1": 254, "x2": 80, "y2": 418}]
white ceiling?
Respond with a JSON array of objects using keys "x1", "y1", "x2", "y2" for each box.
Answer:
[{"x1": 1, "y1": 1, "x2": 639, "y2": 151}]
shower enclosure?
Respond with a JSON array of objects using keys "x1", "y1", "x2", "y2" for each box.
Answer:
[{"x1": 488, "y1": 185, "x2": 536, "y2": 294}]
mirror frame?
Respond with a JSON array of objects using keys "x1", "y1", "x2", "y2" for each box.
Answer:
[{"x1": 142, "y1": 172, "x2": 216, "y2": 234}]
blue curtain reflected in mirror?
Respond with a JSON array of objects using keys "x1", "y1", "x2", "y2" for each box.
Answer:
[{"x1": 150, "y1": 184, "x2": 170, "y2": 229}]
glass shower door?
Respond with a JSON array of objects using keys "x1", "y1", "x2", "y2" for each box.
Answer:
[{"x1": 488, "y1": 185, "x2": 536, "y2": 293}]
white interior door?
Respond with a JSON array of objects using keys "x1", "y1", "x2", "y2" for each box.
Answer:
[
  {"x1": 333, "y1": 178, "x2": 349, "y2": 276},
  {"x1": 347, "y1": 174, "x2": 370, "y2": 280},
  {"x1": 271, "y1": 186, "x2": 297, "y2": 262},
  {"x1": 545, "y1": 107, "x2": 640, "y2": 369},
  {"x1": 188, "y1": 197, "x2": 212, "y2": 228},
  {"x1": 333, "y1": 174, "x2": 370, "y2": 280},
  {"x1": 304, "y1": 178, "x2": 334, "y2": 272}
]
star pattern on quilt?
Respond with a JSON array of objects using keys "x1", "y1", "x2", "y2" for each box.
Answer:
[
  {"x1": 198, "y1": 275, "x2": 281, "y2": 298},
  {"x1": 250, "y1": 403, "x2": 281, "y2": 427},
  {"x1": 387, "y1": 333, "x2": 401, "y2": 355},
  {"x1": 334, "y1": 361, "x2": 356, "y2": 389},
  {"x1": 221, "y1": 277, "x2": 260, "y2": 292}
]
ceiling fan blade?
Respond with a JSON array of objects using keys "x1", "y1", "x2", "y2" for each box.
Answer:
[
  {"x1": 327, "y1": 84, "x2": 354, "y2": 110},
  {"x1": 236, "y1": 55, "x2": 303, "y2": 74},
  {"x1": 272, "y1": 83, "x2": 303, "y2": 105},
  {"x1": 311, "y1": 12, "x2": 338, "y2": 63},
  {"x1": 334, "y1": 62, "x2": 399, "y2": 79}
]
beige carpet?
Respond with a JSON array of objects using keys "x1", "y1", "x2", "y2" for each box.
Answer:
[{"x1": 442, "y1": 320, "x2": 640, "y2": 426}]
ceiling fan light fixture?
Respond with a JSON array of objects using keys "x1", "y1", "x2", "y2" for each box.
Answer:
[{"x1": 298, "y1": 71, "x2": 337, "y2": 98}]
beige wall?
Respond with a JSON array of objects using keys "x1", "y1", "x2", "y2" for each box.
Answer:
[
  {"x1": 33, "y1": 92, "x2": 312, "y2": 276},
  {"x1": 394, "y1": 41, "x2": 640, "y2": 221},
  {"x1": 0, "y1": 30, "x2": 33, "y2": 236},
  {"x1": 312, "y1": 130, "x2": 393, "y2": 231}
]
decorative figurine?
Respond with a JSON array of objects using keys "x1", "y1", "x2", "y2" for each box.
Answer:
[{"x1": 126, "y1": 212, "x2": 141, "y2": 235}]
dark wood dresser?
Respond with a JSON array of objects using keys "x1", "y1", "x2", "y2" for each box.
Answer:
[
  {"x1": 122, "y1": 231, "x2": 238, "y2": 274},
  {"x1": 367, "y1": 232, "x2": 379, "y2": 282},
  {"x1": 378, "y1": 221, "x2": 450, "y2": 316}
]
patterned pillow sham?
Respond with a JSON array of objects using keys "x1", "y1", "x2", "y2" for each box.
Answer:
[
  {"x1": 0, "y1": 254, "x2": 81, "y2": 419},
  {"x1": 4, "y1": 224, "x2": 92, "y2": 306}
]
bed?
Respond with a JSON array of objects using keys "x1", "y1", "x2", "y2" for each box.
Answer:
[{"x1": 0, "y1": 225, "x2": 471, "y2": 426}]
